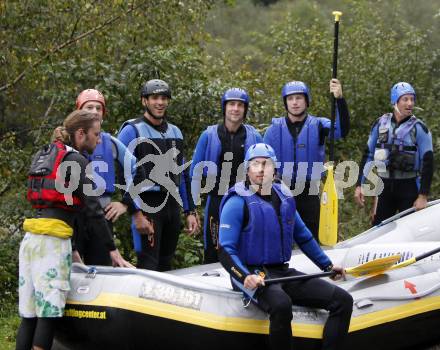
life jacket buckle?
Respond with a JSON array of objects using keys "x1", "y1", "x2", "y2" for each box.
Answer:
[{"x1": 242, "y1": 296, "x2": 252, "y2": 308}]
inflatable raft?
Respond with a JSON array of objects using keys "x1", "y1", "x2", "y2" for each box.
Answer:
[{"x1": 55, "y1": 201, "x2": 440, "y2": 350}]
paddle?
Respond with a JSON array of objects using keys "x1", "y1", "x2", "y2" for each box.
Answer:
[
  {"x1": 319, "y1": 10, "x2": 342, "y2": 247},
  {"x1": 390, "y1": 245, "x2": 440, "y2": 271},
  {"x1": 264, "y1": 254, "x2": 401, "y2": 285}
]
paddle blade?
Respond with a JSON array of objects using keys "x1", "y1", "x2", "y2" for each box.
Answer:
[
  {"x1": 346, "y1": 254, "x2": 402, "y2": 277},
  {"x1": 319, "y1": 165, "x2": 338, "y2": 246}
]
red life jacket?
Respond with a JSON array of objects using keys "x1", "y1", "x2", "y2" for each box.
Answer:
[{"x1": 27, "y1": 141, "x2": 83, "y2": 211}]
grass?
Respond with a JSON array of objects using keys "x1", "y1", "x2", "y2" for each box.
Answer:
[{"x1": 0, "y1": 305, "x2": 19, "y2": 350}]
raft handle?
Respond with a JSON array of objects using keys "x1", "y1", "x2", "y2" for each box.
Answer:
[
  {"x1": 86, "y1": 266, "x2": 97, "y2": 279},
  {"x1": 355, "y1": 299, "x2": 374, "y2": 309},
  {"x1": 202, "y1": 271, "x2": 221, "y2": 277}
]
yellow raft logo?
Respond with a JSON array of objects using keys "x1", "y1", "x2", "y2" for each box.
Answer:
[{"x1": 64, "y1": 308, "x2": 106, "y2": 320}]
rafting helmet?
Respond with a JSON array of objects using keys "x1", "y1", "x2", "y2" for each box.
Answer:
[
  {"x1": 76, "y1": 89, "x2": 106, "y2": 116},
  {"x1": 282, "y1": 81, "x2": 311, "y2": 108},
  {"x1": 141, "y1": 79, "x2": 171, "y2": 99},
  {"x1": 244, "y1": 143, "x2": 277, "y2": 169},
  {"x1": 221, "y1": 88, "x2": 250, "y2": 117},
  {"x1": 141, "y1": 79, "x2": 171, "y2": 120},
  {"x1": 390, "y1": 82, "x2": 416, "y2": 105}
]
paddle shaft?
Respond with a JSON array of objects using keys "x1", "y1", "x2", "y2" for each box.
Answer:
[
  {"x1": 328, "y1": 12, "x2": 340, "y2": 161},
  {"x1": 265, "y1": 271, "x2": 336, "y2": 285},
  {"x1": 392, "y1": 245, "x2": 440, "y2": 269}
]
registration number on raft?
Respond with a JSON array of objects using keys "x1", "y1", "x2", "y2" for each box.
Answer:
[{"x1": 139, "y1": 280, "x2": 203, "y2": 310}]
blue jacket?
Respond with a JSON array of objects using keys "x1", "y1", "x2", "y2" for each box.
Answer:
[
  {"x1": 88, "y1": 132, "x2": 116, "y2": 193},
  {"x1": 359, "y1": 113, "x2": 433, "y2": 183},
  {"x1": 264, "y1": 112, "x2": 343, "y2": 182},
  {"x1": 87, "y1": 131, "x2": 141, "y2": 212},
  {"x1": 218, "y1": 181, "x2": 332, "y2": 285},
  {"x1": 190, "y1": 123, "x2": 262, "y2": 201},
  {"x1": 118, "y1": 117, "x2": 193, "y2": 212},
  {"x1": 198, "y1": 124, "x2": 260, "y2": 177}
]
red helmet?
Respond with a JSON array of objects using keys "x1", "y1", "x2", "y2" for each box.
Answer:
[{"x1": 76, "y1": 89, "x2": 106, "y2": 116}]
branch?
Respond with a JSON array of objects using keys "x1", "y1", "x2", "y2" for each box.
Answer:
[
  {"x1": 0, "y1": 95, "x2": 56, "y2": 196},
  {"x1": 0, "y1": 1, "x2": 146, "y2": 93}
]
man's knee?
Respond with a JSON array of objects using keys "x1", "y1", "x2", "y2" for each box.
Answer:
[
  {"x1": 269, "y1": 296, "x2": 293, "y2": 324},
  {"x1": 329, "y1": 287, "x2": 353, "y2": 315}
]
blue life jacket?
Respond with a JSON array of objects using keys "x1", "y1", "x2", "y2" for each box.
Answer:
[
  {"x1": 270, "y1": 116, "x2": 325, "y2": 181},
  {"x1": 374, "y1": 113, "x2": 419, "y2": 172},
  {"x1": 88, "y1": 132, "x2": 115, "y2": 194},
  {"x1": 119, "y1": 118, "x2": 184, "y2": 189},
  {"x1": 204, "y1": 124, "x2": 259, "y2": 177},
  {"x1": 221, "y1": 182, "x2": 296, "y2": 265}
]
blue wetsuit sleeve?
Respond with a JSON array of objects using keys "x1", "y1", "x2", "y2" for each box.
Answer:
[
  {"x1": 190, "y1": 131, "x2": 209, "y2": 178},
  {"x1": 416, "y1": 123, "x2": 434, "y2": 195},
  {"x1": 218, "y1": 195, "x2": 251, "y2": 283},
  {"x1": 357, "y1": 120, "x2": 380, "y2": 185},
  {"x1": 319, "y1": 97, "x2": 350, "y2": 140},
  {"x1": 293, "y1": 212, "x2": 332, "y2": 270},
  {"x1": 189, "y1": 131, "x2": 209, "y2": 205},
  {"x1": 117, "y1": 124, "x2": 137, "y2": 149},
  {"x1": 179, "y1": 157, "x2": 195, "y2": 212},
  {"x1": 263, "y1": 125, "x2": 274, "y2": 147},
  {"x1": 110, "y1": 136, "x2": 143, "y2": 214}
]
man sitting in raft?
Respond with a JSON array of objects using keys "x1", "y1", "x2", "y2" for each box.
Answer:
[{"x1": 218, "y1": 143, "x2": 353, "y2": 350}]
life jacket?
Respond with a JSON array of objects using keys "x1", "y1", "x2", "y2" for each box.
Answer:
[
  {"x1": 220, "y1": 182, "x2": 296, "y2": 265},
  {"x1": 374, "y1": 113, "x2": 419, "y2": 173},
  {"x1": 270, "y1": 116, "x2": 325, "y2": 181},
  {"x1": 203, "y1": 124, "x2": 259, "y2": 177},
  {"x1": 88, "y1": 132, "x2": 115, "y2": 194},
  {"x1": 27, "y1": 141, "x2": 82, "y2": 211},
  {"x1": 119, "y1": 118, "x2": 184, "y2": 191}
]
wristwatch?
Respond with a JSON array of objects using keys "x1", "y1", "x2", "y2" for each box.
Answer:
[{"x1": 324, "y1": 264, "x2": 334, "y2": 272}]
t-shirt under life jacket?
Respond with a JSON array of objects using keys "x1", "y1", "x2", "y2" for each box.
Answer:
[
  {"x1": 374, "y1": 113, "x2": 419, "y2": 173},
  {"x1": 203, "y1": 124, "x2": 259, "y2": 177},
  {"x1": 88, "y1": 132, "x2": 116, "y2": 194},
  {"x1": 27, "y1": 141, "x2": 82, "y2": 211},
  {"x1": 221, "y1": 182, "x2": 296, "y2": 265},
  {"x1": 270, "y1": 116, "x2": 325, "y2": 182}
]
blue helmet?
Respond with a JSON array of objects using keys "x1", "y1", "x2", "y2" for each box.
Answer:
[
  {"x1": 244, "y1": 143, "x2": 277, "y2": 169},
  {"x1": 282, "y1": 81, "x2": 311, "y2": 108},
  {"x1": 390, "y1": 82, "x2": 416, "y2": 105},
  {"x1": 221, "y1": 88, "x2": 250, "y2": 117}
]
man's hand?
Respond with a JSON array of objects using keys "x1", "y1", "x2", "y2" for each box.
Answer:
[
  {"x1": 354, "y1": 186, "x2": 365, "y2": 207},
  {"x1": 110, "y1": 249, "x2": 135, "y2": 268},
  {"x1": 329, "y1": 78, "x2": 343, "y2": 98},
  {"x1": 72, "y1": 250, "x2": 84, "y2": 264},
  {"x1": 413, "y1": 194, "x2": 428, "y2": 211},
  {"x1": 104, "y1": 201, "x2": 127, "y2": 222},
  {"x1": 329, "y1": 265, "x2": 346, "y2": 281},
  {"x1": 133, "y1": 211, "x2": 154, "y2": 235},
  {"x1": 184, "y1": 213, "x2": 200, "y2": 236},
  {"x1": 244, "y1": 274, "x2": 265, "y2": 290}
]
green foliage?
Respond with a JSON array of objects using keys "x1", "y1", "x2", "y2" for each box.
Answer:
[
  {"x1": 172, "y1": 232, "x2": 204, "y2": 268},
  {"x1": 0, "y1": 311, "x2": 19, "y2": 350},
  {"x1": 1, "y1": 0, "x2": 440, "y2": 308},
  {"x1": 0, "y1": 230, "x2": 21, "y2": 307}
]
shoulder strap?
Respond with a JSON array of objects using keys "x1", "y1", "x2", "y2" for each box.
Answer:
[
  {"x1": 243, "y1": 124, "x2": 258, "y2": 147},
  {"x1": 396, "y1": 116, "x2": 417, "y2": 140},
  {"x1": 118, "y1": 117, "x2": 143, "y2": 138}
]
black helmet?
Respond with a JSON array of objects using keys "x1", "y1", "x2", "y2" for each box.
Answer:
[{"x1": 141, "y1": 79, "x2": 171, "y2": 99}]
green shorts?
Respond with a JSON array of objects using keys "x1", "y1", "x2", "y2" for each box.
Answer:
[{"x1": 18, "y1": 232, "x2": 72, "y2": 318}]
